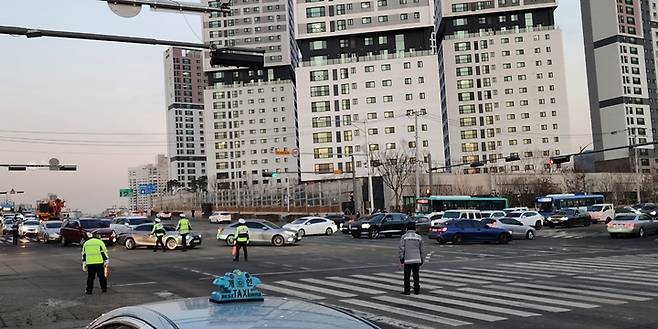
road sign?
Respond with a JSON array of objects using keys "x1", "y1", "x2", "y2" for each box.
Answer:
[
  {"x1": 119, "y1": 188, "x2": 133, "y2": 197},
  {"x1": 274, "y1": 149, "x2": 290, "y2": 156},
  {"x1": 138, "y1": 183, "x2": 157, "y2": 195},
  {"x1": 291, "y1": 148, "x2": 300, "y2": 157}
]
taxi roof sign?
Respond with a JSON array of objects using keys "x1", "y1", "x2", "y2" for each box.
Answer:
[{"x1": 210, "y1": 269, "x2": 264, "y2": 304}]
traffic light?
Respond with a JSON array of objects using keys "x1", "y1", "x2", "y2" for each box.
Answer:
[
  {"x1": 211, "y1": 47, "x2": 265, "y2": 68},
  {"x1": 549, "y1": 155, "x2": 571, "y2": 165}
]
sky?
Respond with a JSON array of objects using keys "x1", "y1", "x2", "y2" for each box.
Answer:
[{"x1": 0, "y1": 1, "x2": 590, "y2": 214}]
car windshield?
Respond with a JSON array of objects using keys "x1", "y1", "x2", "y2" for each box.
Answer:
[
  {"x1": 291, "y1": 218, "x2": 307, "y2": 224},
  {"x1": 130, "y1": 218, "x2": 151, "y2": 225},
  {"x1": 442, "y1": 212, "x2": 461, "y2": 219},
  {"x1": 507, "y1": 212, "x2": 522, "y2": 218},
  {"x1": 23, "y1": 220, "x2": 39, "y2": 225},
  {"x1": 555, "y1": 209, "x2": 575, "y2": 216},
  {"x1": 80, "y1": 220, "x2": 110, "y2": 229},
  {"x1": 4, "y1": 220, "x2": 13, "y2": 225},
  {"x1": 588, "y1": 205, "x2": 604, "y2": 212},
  {"x1": 45, "y1": 222, "x2": 61, "y2": 228},
  {"x1": 368, "y1": 214, "x2": 386, "y2": 222},
  {"x1": 262, "y1": 221, "x2": 281, "y2": 229},
  {"x1": 613, "y1": 215, "x2": 636, "y2": 221}
]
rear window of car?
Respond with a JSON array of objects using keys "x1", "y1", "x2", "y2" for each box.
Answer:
[
  {"x1": 588, "y1": 205, "x2": 604, "y2": 212},
  {"x1": 23, "y1": 220, "x2": 39, "y2": 225},
  {"x1": 130, "y1": 218, "x2": 151, "y2": 225},
  {"x1": 507, "y1": 212, "x2": 522, "y2": 218},
  {"x1": 291, "y1": 218, "x2": 307, "y2": 224},
  {"x1": 614, "y1": 215, "x2": 636, "y2": 221},
  {"x1": 80, "y1": 220, "x2": 110, "y2": 229},
  {"x1": 442, "y1": 212, "x2": 461, "y2": 219},
  {"x1": 262, "y1": 221, "x2": 280, "y2": 229},
  {"x1": 45, "y1": 222, "x2": 61, "y2": 228}
]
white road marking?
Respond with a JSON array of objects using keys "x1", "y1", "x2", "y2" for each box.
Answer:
[
  {"x1": 375, "y1": 272, "x2": 468, "y2": 287},
  {"x1": 546, "y1": 282, "x2": 658, "y2": 297},
  {"x1": 421, "y1": 269, "x2": 512, "y2": 282},
  {"x1": 458, "y1": 288, "x2": 599, "y2": 309},
  {"x1": 340, "y1": 299, "x2": 471, "y2": 327},
  {"x1": 374, "y1": 295, "x2": 507, "y2": 322},
  {"x1": 503, "y1": 263, "x2": 583, "y2": 274},
  {"x1": 337, "y1": 305, "x2": 439, "y2": 329},
  {"x1": 300, "y1": 278, "x2": 386, "y2": 294},
  {"x1": 351, "y1": 274, "x2": 444, "y2": 290},
  {"x1": 275, "y1": 280, "x2": 356, "y2": 297},
  {"x1": 459, "y1": 267, "x2": 555, "y2": 278},
  {"x1": 328, "y1": 276, "x2": 418, "y2": 291},
  {"x1": 576, "y1": 276, "x2": 658, "y2": 287},
  {"x1": 483, "y1": 285, "x2": 627, "y2": 305},
  {"x1": 258, "y1": 284, "x2": 325, "y2": 300},
  {"x1": 411, "y1": 294, "x2": 540, "y2": 317},
  {"x1": 527, "y1": 262, "x2": 606, "y2": 272},
  {"x1": 114, "y1": 281, "x2": 157, "y2": 287},
  {"x1": 532, "y1": 261, "x2": 630, "y2": 271},
  {"x1": 506, "y1": 283, "x2": 651, "y2": 301},
  {"x1": 431, "y1": 290, "x2": 570, "y2": 313},
  {"x1": 547, "y1": 259, "x2": 643, "y2": 269}
]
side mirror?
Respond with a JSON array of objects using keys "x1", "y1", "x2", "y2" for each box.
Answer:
[
  {"x1": 651, "y1": 211, "x2": 657, "y2": 216},
  {"x1": 124, "y1": 222, "x2": 130, "y2": 227},
  {"x1": 262, "y1": 226, "x2": 269, "y2": 230}
]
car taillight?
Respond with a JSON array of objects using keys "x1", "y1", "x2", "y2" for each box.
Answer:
[
  {"x1": 488, "y1": 222, "x2": 496, "y2": 227},
  {"x1": 624, "y1": 223, "x2": 634, "y2": 228}
]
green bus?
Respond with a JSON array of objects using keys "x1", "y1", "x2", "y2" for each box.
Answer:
[{"x1": 414, "y1": 196, "x2": 509, "y2": 216}]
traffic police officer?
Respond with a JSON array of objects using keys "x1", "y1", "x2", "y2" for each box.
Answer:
[
  {"x1": 11, "y1": 220, "x2": 19, "y2": 245},
  {"x1": 399, "y1": 221, "x2": 424, "y2": 295},
  {"x1": 152, "y1": 218, "x2": 166, "y2": 252},
  {"x1": 176, "y1": 213, "x2": 192, "y2": 251},
  {"x1": 82, "y1": 232, "x2": 109, "y2": 295},
  {"x1": 233, "y1": 218, "x2": 249, "y2": 262}
]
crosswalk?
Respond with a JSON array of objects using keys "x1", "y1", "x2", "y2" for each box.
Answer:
[
  {"x1": 0, "y1": 236, "x2": 30, "y2": 245},
  {"x1": 257, "y1": 253, "x2": 658, "y2": 328},
  {"x1": 537, "y1": 229, "x2": 606, "y2": 239}
]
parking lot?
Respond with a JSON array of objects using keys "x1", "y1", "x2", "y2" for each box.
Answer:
[{"x1": 2, "y1": 220, "x2": 658, "y2": 329}]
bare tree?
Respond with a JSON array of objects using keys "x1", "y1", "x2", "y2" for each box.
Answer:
[{"x1": 373, "y1": 150, "x2": 417, "y2": 211}]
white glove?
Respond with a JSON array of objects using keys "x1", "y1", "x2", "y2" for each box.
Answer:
[
  {"x1": 104, "y1": 260, "x2": 109, "y2": 267},
  {"x1": 82, "y1": 262, "x2": 87, "y2": 272}
]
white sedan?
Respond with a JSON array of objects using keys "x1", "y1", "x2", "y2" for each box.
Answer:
[
  {"x1": 283, "y1": 217, "x2": 338, "y2": 236},
  {"x1": 506, "y1": 211, "x2": 545, "y2": 230},
  {"x1": 209, "y1": 211, "x2": 232, "y2": 224}
]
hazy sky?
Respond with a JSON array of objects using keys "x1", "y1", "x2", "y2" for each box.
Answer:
[{"x1": 0, "y1": 1, "x2": 589, "y2": 214}]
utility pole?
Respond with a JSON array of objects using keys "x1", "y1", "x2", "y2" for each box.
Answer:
[
  {"x1": 635, "y1": 147, "x2": 641, "y2": 204},
  {"x1": 408, "y1": 110, "x2": 426, "y2": 201},
  {"x1": 363, "y1": 120, "x2": 375, "y2": 213},
  {"x1": 351, "y1": 155, "x2": 357, "y2": 213},
  {"x1": 427, "y1": 153, "x2": 433, "y2": 196}
]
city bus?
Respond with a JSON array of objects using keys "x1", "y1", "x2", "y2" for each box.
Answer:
[
  {"x1": 415, "y1": 196, "x2": 509, "y2": 216},
  {"x1": 535, "y1": 194, "x2": 605, "y2": 216}
]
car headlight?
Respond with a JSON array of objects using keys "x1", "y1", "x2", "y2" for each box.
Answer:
[
  {"x1": 361, "y1": 223, "x2": 370, "y2": 229},
  {"x1": 561, "y1": 217, "x2": 568, "y2": 221}
]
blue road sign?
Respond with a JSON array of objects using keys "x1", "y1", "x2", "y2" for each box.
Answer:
[{"x1": 138, "y1": 183, "x2": 157, "y2": 195}]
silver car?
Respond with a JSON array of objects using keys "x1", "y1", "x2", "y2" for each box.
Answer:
[
  {"x1": 109, "y1": 216, "x2": 153, "y2": 235},
  {"x1": 36, "y1": 220, "x2": 62, "y2": 243},
  {"x1": 482, "y1": 217, "x2": 536, "y2": 240},
  {"x1": 607, "y1": 213, "x2": 658, "y2": 238},
  {"x1": 86, "y1": 296, "x2": 379, "y2": 329},
  {"x1": 117, "y1": 223, "x2": 202, "y2": 250},
  {"x1": 1, "y1": 218, "x2": 13, "y2": 235},
  {"x1": 217, "y1": 219, "x2": 300, "y2": 246},
  {"x1": 19, "y1": 220, "x2": 40, "y2": 237}
]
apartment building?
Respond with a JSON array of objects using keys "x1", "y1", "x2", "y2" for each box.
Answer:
[
  {"x1": 295, "y1": 0, "x2": 444, "y2": 181},
  {"x1": 128, "y1": 154, "x2": 169, "y2": 212},
  {"x1": 163, "y1": 47, "x2": 207, "y2": 187},
  {"x1": 581, "y1": 0, "x2": 657, "y2": 173},
  {"x1": 203, "y1": 0, "x2": 299, "y2": 197},
  {"x1": 435, "y1": 0, "x2": 571, "y2": 173}
]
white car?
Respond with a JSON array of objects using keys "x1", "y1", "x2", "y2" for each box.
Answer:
[
  {"x1": 19, "y1": 219, "x2": 40, "y2": 237},
  {"x1": 430, "y1": 210, "x2": 481, "y2": 227},
  {"x1": 503, "y1": 207, "x2": 529, "y2": 214},
  {"x1": 110, "y1": 216, "x2": 153, "y2": 235},
  {"x1": 156, "y1": 212, "x2": 172, "y2": 220},
  {"x1": 282, "y1": 217, "x2": 338, "y2": 236},
  {"x1": 505, "y1": 211, "x2": 544, "y2": 230},
  {"x1": 209, "y1": 211, "x2": 232, "y2": 224},
  {"x1": 588, "y1": 204, "x2": 615, "y2": 223}
]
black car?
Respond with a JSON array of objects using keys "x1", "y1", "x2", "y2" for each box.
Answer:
[
  {"x1": 325, "y1": 213, "x2": 348, "y2": 230},
  {"x1": 350, "y1": 213, "x2": 409, "y2": 239},
  {"x1": 410, "y1": 216, "x2": 431, "y2": 234},
  {"x1": 633, "y1": 203, "x2": 658, "y2": 219},
  {"x1": 545, "y1": 208, "x2": 591, "y2": 228}
]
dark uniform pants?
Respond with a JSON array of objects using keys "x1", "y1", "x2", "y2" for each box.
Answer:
[
  {"x1": 87, "y1": 264, "x2": 107, "y2": 293},
  {"x1": 403, "y1": 263, "x2": 421, "y2": 294},
  {"x1": 181, "y1": 233, "x2": 188, "y2": 251},
  {"x1": 234, "y1": 241, "x2": 248, "y2": 261},
  {"x1": 12, "y1": 231, "x2": 18, "y2": 245},
  {"x1": 154, "y1": 235, "x2": 165, "y2": 252}
]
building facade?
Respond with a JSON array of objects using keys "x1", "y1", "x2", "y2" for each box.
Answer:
[
  {"x1": 581, "y1": 0, "x2": 656, "y2": 173},
  {"x1": 295, "y1": 0, "x2": 444, "y2": 181},
  {"x1": 128, "y1": 154, "x2": 169, "y2": 212},
  {"x1": 435, "y1": 0, "x2": 571, "y2": 174},
  {"x1": 203, "y1": 0, "x2": 300, "y2": 204},
  {"x1": 164, "y1": 47, "x2": 208, "y2": 187}
]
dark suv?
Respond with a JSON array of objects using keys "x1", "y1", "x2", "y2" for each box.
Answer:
[
  {"x1": 350, "y1": 213, "x2": 409, "y2": 239},
  {"x1": 60, "y1": 218, "x2": 116, "y2": 246}
]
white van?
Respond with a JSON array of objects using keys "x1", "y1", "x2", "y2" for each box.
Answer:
[
  {"x1": 430, "y1": 210, "x2": 481, "y2": 227},
  {"x1": 587, "y1": 204, "x2": 615, "y2": 223}
]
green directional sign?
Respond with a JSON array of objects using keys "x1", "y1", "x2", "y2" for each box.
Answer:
[{"x1": 119, "y1": 188, "x2": 134, "y2": 197}]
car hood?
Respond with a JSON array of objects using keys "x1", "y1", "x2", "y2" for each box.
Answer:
[
  {"x1": 90, "y1": 228, "x2": 114, "y2": 235},
  {"x1": 45, "y1": 228, "x2": 61, "y2": 234},
  {"x1": 22, "y1": 225, "x2": 39, "y2": 229}
]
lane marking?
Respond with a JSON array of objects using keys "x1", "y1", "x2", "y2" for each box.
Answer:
[
  {"x1": 421, "y1": 269, "x2": 512, "y2": 282},
  {"x1": 327, "y1": 276, "x2": 420, "y2": 291},
  {"x1": 252, "y1": 264, "x2": 391, "y2": 276},
  {"x1": 459, "y1": 267, "x2": 555, "y2": 278},
  {"x1": 502, "y1": 263, "x2": 583, "y2": 274},
  {"x1": 483, "y1": 285, "x2": 626, "y2": 305},
  {"x1": 524, "y1": 262, "x2": 606, "y2": 272},
  {"x1": 545, "y1": 283, "x2": 658, "y2": 297},
  {"x1": 431, "y1": 290, "x2": 570, "y2": 313},
  {"x1": 340, "y1": 299, "x2": 471, "y2": 327},
  {"x1": 375, "y1": 272, "x2": 467, "y2": 287},
  {"x1": 458, "y1": 288, "x2": 599, "y2": 309},
  {"x1": 575, "y1": 276, "x2": 658, "y2": 287},
  {"x1": 411, "y1": 294, "x2": 540, "y2": 317},
  {"x1": 114, "y1": 281, "x2": 157, "y2": 287},
  {"x1": 259, "y1": 283, "x2": 325, "y2": 300},
  {"x1": 275, "y1": 280, "x2": 356, "y2": 298},
  {"x1": 531, "y1": 261, "x2": 632, "y2": 271},
  {"x1": 506, "y1": 283, "x2": 651, "y2": 301},
  {"x1": 374, "y1": 295, "x2": 507, "y2": 322},
  {"x1": 300, "y1": 278, "x2": 386, "y2": 294},
  {"x1": 351, "y1": 274, "x2": 443, "y2": 290}
]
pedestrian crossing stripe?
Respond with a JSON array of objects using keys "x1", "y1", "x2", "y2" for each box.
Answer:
[
  {"x1": 375, "y1": 272, "x2": 469, "y2": 287},
  {"x1": 482, "y1": 285, "x2": 627, "y2": 305},
  {"x1": 340, "y1": 299, "x2": 472, "y2": 327},
  {"x1": 459, "y1": 266, "x2": 556, "y2": 278},
  {"x1": 300, "y1": 278, "x2": 386, "y2": 294},
  {"x1": 411, "y1": 293, "x2": 541, "y2": 317},
  {"x1": 575, "y1": 276, "x2": 658, "y2": 287},
  {"x1": 457, "y1": 287, "x2": 600, "y2": 309},
  {"x1": 375, "y1": 295, "x2": 508, "y2": 322},
  {"x1": 420, "y1": 269, "x2": 513, "y2": 282},
  {"x1": 432, "y1": 290, "x2": 571, "y2": 313},
  {"x1": 506, "y1": 283, "x2": 651, "y2": 301}
]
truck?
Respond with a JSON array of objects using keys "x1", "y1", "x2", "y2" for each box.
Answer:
[{"x1": 36, "y1": 196, "x2": 66, "y2": 221}]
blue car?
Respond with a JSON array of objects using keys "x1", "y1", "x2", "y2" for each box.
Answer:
[{"x1": 428, "y1": 219, "x2": 512, "y2": 245}]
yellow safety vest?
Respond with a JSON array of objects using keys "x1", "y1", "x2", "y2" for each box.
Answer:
[
  {"x1": 177, "y1": 218, "x2": 191, "y2": 234},
  {"x1": 236, "y1": 225, "x2": 249, "y2": 243},
  {"x1": 152, "y1": 223, "x2": 166, "y2": 237},
  {"x1": 82, "y1": 238, "x2": 108, "y2": 265}
]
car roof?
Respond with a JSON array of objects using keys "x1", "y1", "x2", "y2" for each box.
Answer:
[{"x1": 89, "y1": 297, "x2": 378, "y2": 329}]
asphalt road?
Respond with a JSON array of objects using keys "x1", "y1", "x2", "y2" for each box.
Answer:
[{"x1": 1, "y1": 220, "x2": 658, "y2": 329}]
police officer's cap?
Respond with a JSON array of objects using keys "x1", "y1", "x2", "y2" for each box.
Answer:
[{"x1": 238, "y1": 218, "x2": 246, "y2": 224}]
